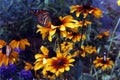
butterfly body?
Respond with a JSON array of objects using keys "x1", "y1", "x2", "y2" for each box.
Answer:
[
  {"x1": 30, "y1": 9, "x2": 50, "y2": 26},
  {"x1": 1, "y1": 45, "x2": 12, "y2": 57}
]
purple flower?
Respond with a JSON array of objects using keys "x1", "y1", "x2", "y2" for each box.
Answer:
[
  {"x1": 0, "y1": 63, "x2": 16, "y2": 78},
  {"x1": 14, "y1": 48, "x2": 21, "y2": 53},
  {"x1": 18, "y1": 70, "x2": 33, "y2": 80}
]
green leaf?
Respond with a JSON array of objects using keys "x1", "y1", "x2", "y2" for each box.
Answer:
[{"x1": 74, "y1": 60, "x2": 83, "y2": 80}]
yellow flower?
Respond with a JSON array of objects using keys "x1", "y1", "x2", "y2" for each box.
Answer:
[
  {"x1": 0, "y1": 50, "x2": 19, "y2": 67},
  {"x1": 83, "y1": 45, "x2": 97, "y2": 54},
  {"x1": 66, "y1": 32, "x2": 86, "y2": 42},
  {"x1": 93, "y1": 57, "x2": 114, "y2": 70},
  {"x1": 77, "y1": 20, "x2": 92, "y2": 27},
  {"x1": 52, "y1": 15, "x2": 78, "y2": 37},
  {"x1": 51, "y1": 25, "x2": 67, "y2": 37},
  {"x1": 93, "y1": 57, "x2": 103, "y2": 68},
  {"x1": 46, "y1": 52, "x2": 75, "y2": 76},
  {"x1": 8, "y1": 51, "x2": 19, "y2": 64},
  {"x1": 0, "y1": 40, "x2": 19, "y2": 66},
  {"x1": 95, "y1": 31, "x2": 109, "y2": 39},
  {"x1": 9, "y1": 39, "x2": 30, "y2": 50},
  {"x1": 118, "y1": 0, "x2": 120, "y2": 6},
  {"x1": 37, "y1": 15, "x2": 78, "y2": 41},
  {"x1": 24, "y1": 62, "x2": 33, "y2": 71},
  {"x1": 0, "y1": 52, "x2": 8, "y2": 66},
  {"x1": 78, "y1": 45, "x2": 97, "y2": 57},
  {"x1": 0, "y1": 40, "x2": 6, "y2": 48},
  {"x1": 58, "y1": 15, "x2": 78, "y2": 29},
  {"x1": 70, "y1": 5, "x2": 102, "y2": 18},
  {"x1": 34, "y1": 46, "x2": 49, "y2": 70},
  {"x1": 36, "y1": 22, "x2": 56, "y2": 42},
  {"x1": 61, "y1": 42, "x2": 73, "y2": 52}
]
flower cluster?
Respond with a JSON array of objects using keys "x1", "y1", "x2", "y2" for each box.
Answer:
[
  {"x1": 0, "y1": 39, "x2": 30, "y2": 67},
  {"x1": 93, "y1": 57, "x2": 114, "y2": 70},
  {"x1": 0, "y1": 1, "x2": 118, "y2": 80},
  {"x1": 34, "y1": 46, "x2": 75, "y2": 79}
]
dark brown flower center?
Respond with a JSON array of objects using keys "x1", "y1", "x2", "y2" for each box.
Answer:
[
  {"x1": 83, "y1": 5, "x2": 91, "y2": 9},
  {"x1": 57, "y1": 59, "x2": 65, "y2": 66},
  {"x1": 65, "y1": 43, "x2": 68, "y2": 46},
  {"x1": 72, "y1": 32, "x2": 77, "y2": 36},
  {"x1": 51, "y1": 17, "x2": 62, "y2": 26},
  {"x1": 48, "y1": 49, "x2": 56, "y2": 58},
  {"x1": 101, "y1": 60, "x2": 107, "y2": 64}
]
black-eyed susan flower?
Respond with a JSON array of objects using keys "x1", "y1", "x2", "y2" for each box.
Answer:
[
  {"x1": 46, "y1": 52, "x2": 75, "y2": 76},
  {"x1": 118, "y1": 0, "x2": 120, "y2": 6},
  {"x1": 76, "y1": 45, "x2": 97, "y2": 57},
  {"x1": 61, "y1": 41, "x2": 73, "y2": 52},
  {"x1": 81, "y1": 45, "x2": 97, "y2": 54},
  {"x1": 24, "y1": 62, "x2": 33, "y2": 71},
  {"x1": 93, "y1": 57, "x2": 114, "y2": 70},
  {"x1": 0, "y1": 50, "x2": 19, "y2": 67},
  {"x1": 34, "y1": 46, "x2": 56, "y2": 71},
  {"x1": 34, "y1": 46, "x2": 49, "y2": 71},
  {"x1": 77, "y1": 20, "x2": 92, "y2": 27},
  {"x1": 8, "y1": 51, "x2": 19, "y2": 64},
  {"x1": 0, "y1": 40, "x2": 19, "y2": 67},
  {"x1": 58, "y1": 15, "x2": 78, "y2": 29},
  {"x1": 95, "y1": 31, "x2": 109, "y2": 39},
  {"x1": 9, "y1": 38, "x2": 30, "y2": 51},
  {"x1": 66, "y1": 32, "x2": 86, "y2": 42},
  {"x1": 36, "y1": 22, "x2": 56, "y2": 42},
  {"x1": 37, "y1": 15, "x2": 78, "y2": 42},
  {"x1": 70, "y1": 5, "x2": 102, "y2": 18}
]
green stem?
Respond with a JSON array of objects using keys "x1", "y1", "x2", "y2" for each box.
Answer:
[
  {"x1": 79, "y1": 18, "x2": 86, "y2": 47},
  {"x1": 92, "y1": 65, "x2": 98, "y2": 80},
  {"x1": 58, "y1": 30, "x2": 62, "y2": 52},
  {"x1": 110, "y1": 50, "x2": 120, "y2": 78},
  {"x1": 108, "y1": 18, "x2": 120, "y2": 52}
]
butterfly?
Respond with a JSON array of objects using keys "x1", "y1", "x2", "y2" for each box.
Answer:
[
  {"x1": 1, "y1": 45, "x2": 12, "y2": 57},
  {"x1": 103, "y1": 52, "x2": 107, "y2": 61},
  {"x1": 30, "y1": 9, "x2": 50, "y2": 26}
]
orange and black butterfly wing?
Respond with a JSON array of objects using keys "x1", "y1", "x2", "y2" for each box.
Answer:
[
  {"x1": 30, "y1": 9, "x2": 50, "y2": 26},
  {"x1": 37, "y1": 11, "x2": 50, "y2": 26}
]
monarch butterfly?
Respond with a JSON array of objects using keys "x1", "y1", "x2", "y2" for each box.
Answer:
[
  {"x1": 1, "y1": 45, "x2": 12, "y2": 57},
  {"x1": 30, "y1": 9, "x2": 50, "y2": 26}
]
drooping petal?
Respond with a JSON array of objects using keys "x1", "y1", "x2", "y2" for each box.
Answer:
[{"x1": 40, "y1": 46, "x2": 49, "y2": 55}]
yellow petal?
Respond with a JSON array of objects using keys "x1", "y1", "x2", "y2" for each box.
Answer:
[
  {"x1": 83, "y1": 13, "x2": 88, "y2": 18},
  {"x1": 48, "y1": 35, "x2": 52, "y2": 42},
  {"x1": 40, "y1": 46, "x2": 49, "y2": 55},
  {"x1": 65, "y1": 66, "x2": 70, "y2": 71},
  {"x1": 62, "y1": 15, "x2": 73, "y2": 22},
  {"x1": 118, "y1": 0, "x2": 120, "y2": 6},
  {"x1": 76, "y1": 12, "x2": 81, "y2": 17},
  {"x1": 49, "y1": 29, "x2": 56, "y2": 36},
  {"x1": 3, "y1": 55, "x2": 9, "y2": 66},
  {"x1": 59, "y1": 68, "x2": 64, "y2": 72},
  {"x1": 35, "y1": 54, "x2": 43, "y2": 59},
  {"x1": 69, "y1": 59, "x2": 75, "y2": 62},
  {"x1": 59, "y1": 25, "x2": 66, "y2": 31},
  {"x1": 64, "y1": 23, "x2": 75, "y2": 28},
  {"x1": 34, "y1": 62, "x2": 43, "y2": 70}
]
